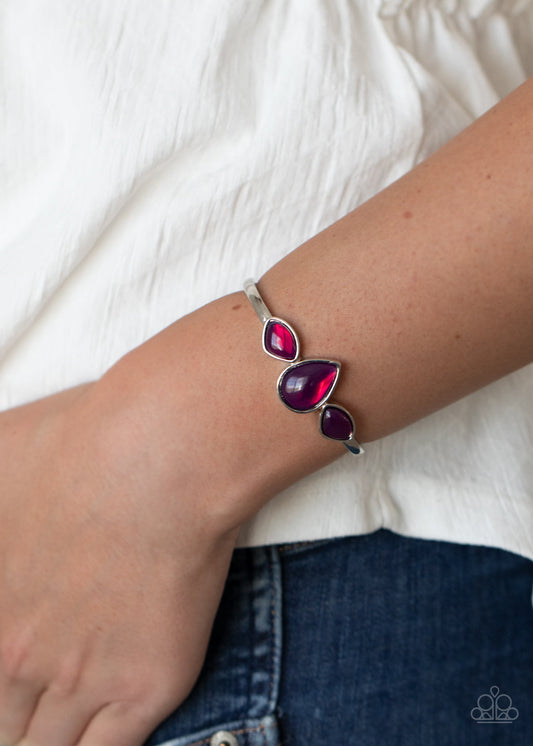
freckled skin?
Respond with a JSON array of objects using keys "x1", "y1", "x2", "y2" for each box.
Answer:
[{"x1": 260, "y1": 78, "x2": 533, "y2": 441}]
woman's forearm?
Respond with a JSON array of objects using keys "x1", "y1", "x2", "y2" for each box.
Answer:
[
  {"x1": 101, "y1": 77, "x2": 533, "y2": 527},
  {"x1": 259, "y1": 76, "x2": 533, "y2": 443}
]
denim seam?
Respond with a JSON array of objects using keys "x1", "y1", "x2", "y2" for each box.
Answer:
[
  {"x1": 266, "y1": 547, "x2": 283, "y2": 717},
  {"x1": 247, "y1": 550, "x2": 255, "y2": 718},
  {"x1": 268, "y1": 548, "x2": 275, "y2": 711}
]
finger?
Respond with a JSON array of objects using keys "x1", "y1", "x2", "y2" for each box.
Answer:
[
  {"x1": 0, "y1": 676, "x2": 44, "y2": 744},
  {"x1": 17, "y1": 686, "x2": 99, "y2": 746},
  {"x1": 0, "y1": 623, "x2": 46, "y2": 743},
  {"x1": 0, "y1": 656, "x2": 45, "y2": 746},
  {"x1": 74, "y1": 698, "x2": 172, "y2": 746}
]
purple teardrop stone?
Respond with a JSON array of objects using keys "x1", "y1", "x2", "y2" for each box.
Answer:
[
  {"x1": 320, "y1": 405, "x2": 354, "y2": 441},
  {"x1": 264, "y1": 319, "x2": 297, "y2": 361},
  {"x1": 278, "y1": 360, "x2": 339, "y2": 412}
]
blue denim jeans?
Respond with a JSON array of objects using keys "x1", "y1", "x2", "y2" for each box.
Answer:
[{"x1": 145, "y1": 529, "x2": 533, "y2": 746}]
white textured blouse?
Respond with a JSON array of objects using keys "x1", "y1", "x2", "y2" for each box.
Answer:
[{"x1": 1, "y1": 1, "x2": 532, "y2": 559}]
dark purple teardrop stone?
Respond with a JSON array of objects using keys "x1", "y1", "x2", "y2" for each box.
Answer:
[{"x1": 320, "y1": 405, "x2": 354, "y2": 441}]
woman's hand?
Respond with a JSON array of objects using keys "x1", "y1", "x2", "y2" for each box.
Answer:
[
  {"x1": 0, "y1": 290, "x2": 341, "y2": 746},
  {"x1": 0, "y1": 375, "x2": 240, "y2": 746}
]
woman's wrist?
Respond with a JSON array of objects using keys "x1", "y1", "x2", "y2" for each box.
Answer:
[{"x1": 85, "y1": 292, "x2": 343, "y2": 533}]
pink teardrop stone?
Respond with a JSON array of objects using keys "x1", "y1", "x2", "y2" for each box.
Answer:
[
  {"x1": 264, "y1": 319, "x2": 297, "y2": 361},
  {"x1": 279, "y1": 360, "x2": 339, "y2": 412}
]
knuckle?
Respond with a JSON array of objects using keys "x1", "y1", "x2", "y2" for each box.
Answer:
[
  {"x1": 48, "y1": 655, "x2": 84, "y2": 698},
  {"x1": 129, "y1": 689, "x2": 179, "y2": 728},
  {"x1": 99, "y1": 697, "x2": 165, "y2": 735},
  {"x1": 104, "y1": 673, "x2": 149, "y2": 708},
  {"x1": 0, "y1": 626, "x2": 36, "y2": 681},
  {"x1": 95, "y1": 667, "x2": 188, "y2": 730},
  {"x1": 113, "y1": 673, "x2": 181, "y2": 718}
]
